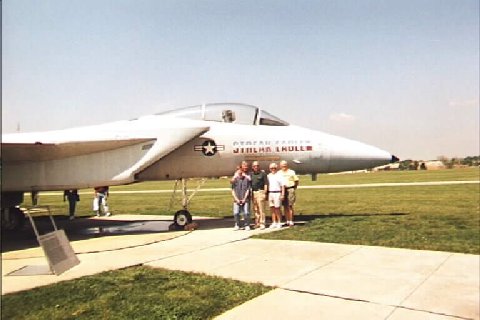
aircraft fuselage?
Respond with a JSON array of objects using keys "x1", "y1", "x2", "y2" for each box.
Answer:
[{"x1": 2, "y1": 103, "x2": 395, "y2": 192}]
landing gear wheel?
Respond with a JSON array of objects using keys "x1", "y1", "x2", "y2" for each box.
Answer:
[
  {"x1": 1, "y1": 207, "x2": 26, "y2": 231},
  {"x1": 173, "y1": 210, "x2": 193, "y2": 230}
]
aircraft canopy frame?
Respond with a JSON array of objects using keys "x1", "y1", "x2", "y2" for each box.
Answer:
[{"x1": 156, "y1": 103, "x2": 289, "y2": 126}]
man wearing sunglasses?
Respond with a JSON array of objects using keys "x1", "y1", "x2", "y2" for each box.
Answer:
[{"x1": 267, "y1": 163, "x2": 286, "y2": 228}]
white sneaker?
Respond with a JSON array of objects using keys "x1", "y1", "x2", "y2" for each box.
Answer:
[
  {"x1": 245, "y1": 226, "x2": 251, "y2": 231},
  {"x1": 105, "y1": 212, "x2": 111, "y2": 217},
  {"x1": 233, "y1": 225, "x2": 240, "y2": 231},
  {"x1": 269, "y1": 223, "x2": 276, "y2": 229},
  {"x1": 95, "y1": 212, "x2": 100, "y2": 217},
  {"x1": 289, "y1": 221, "x2": 294, "y2": 226},
  {"x1": 260, "y1": 224, "x2": 265, "y2": 230},
  {"x1": 275, "y1": 223, "x2": 282, "y2": 228}
]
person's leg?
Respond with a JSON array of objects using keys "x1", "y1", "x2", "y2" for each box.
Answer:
[
  {"x1": 281, "y1": 189, "x2": 290, "y2": 224},
  {"x1": 268, "y1": 206, "x2": 273, "y2": 226},
  {"x1": 274, "y1": 193, "x2": 282, "y2": 227},
  {"x1": 288, "y1": 189, "x2": 296, "y2": 225},
  {"x1": 287, "y1": 206, "x2": 294, "y2": 225},
  {"x1": 103, "y1": 198, "x2": 111, "y2": 216},
  {"x1": 243, "y1": 202, "x2": 251, "y2": 230},
  {"x1": 69, "y1": 200, "x2": 75, "y2": 219},
  {"x1": 284, "y1": 205, "x2": 291, "y2": 225},
  {"x1": 233, "y1": 203, "x2": 241, "y2": 229},
  {"x1": 274, "y1": 207, "x2": 282, "y2": 227},
  {"x1": 93, "y1": 197, "x2": 100, "y2": 216},
  {"x1": 253, "y1": 192, "x2": 260, "y2": 227},
  {"x1": 282, "y1": 203, "x2": 290, "y2": 225},
  {"x1": 98, "y1": 195, "x2": 104, "y2": 215},
  {"x1": 258, "y1": 191, "x2": 266, "y2": 228}
]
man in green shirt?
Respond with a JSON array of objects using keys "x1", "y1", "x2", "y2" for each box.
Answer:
[{"x1": 251, "y1": 161, "x2": 268, "y2": 229}]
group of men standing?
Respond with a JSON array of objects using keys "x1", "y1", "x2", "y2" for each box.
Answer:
[
  {"x1": 231, "y1": 160, "x2": 299, "y2": 231},
  {"x1": 64, "y1": 162, "x2": 296, "y2": 229}
]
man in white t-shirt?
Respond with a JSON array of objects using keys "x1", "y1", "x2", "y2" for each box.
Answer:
[{"x1": 267, "y1": 162, "x2": 286, "y2": 228}]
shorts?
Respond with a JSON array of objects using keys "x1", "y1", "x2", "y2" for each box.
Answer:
[
  {"x1": 268, "y1": 192, "x2": 281, "y2": 208},
  {"x1": 283, "y1": 188, "x2": 296, "y2": 206}
]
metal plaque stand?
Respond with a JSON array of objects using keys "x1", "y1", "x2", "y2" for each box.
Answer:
[{"x1": 10, "y1": 206, "x2": 80, "y2": 276}]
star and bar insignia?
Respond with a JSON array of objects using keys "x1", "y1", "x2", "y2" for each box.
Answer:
[{"x1": 194, "y1": 140, "x2": 225, "y2": 156}]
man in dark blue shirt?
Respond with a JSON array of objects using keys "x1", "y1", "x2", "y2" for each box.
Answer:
[{"x1": 231, "y1": 169, "x2": 252, "y2": 231}]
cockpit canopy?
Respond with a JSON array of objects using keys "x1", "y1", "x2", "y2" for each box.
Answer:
[{"x1": 156, "y1": 103, "x2": 288, "y2": 126}]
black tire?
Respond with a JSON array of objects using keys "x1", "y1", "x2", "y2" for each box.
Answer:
[
  {"x1": 1, "y1": 207, "x2": 26, "y2": 231},
  {"x1": 173, "y1": 210, "x2": 193, "y2": 229}
]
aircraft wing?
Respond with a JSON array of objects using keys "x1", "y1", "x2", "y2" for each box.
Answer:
[
  {"x1": 2, "y1": 117, "x2": 210, "y2": 191},
  {"x1": 1, "y1": 139, "x2": 153, "y2": 163}
]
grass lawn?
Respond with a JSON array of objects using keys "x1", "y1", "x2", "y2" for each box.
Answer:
[
  {"x1": 1, "y1": 266, "x2": 272, "y2": 320},
  {"x1": 29, "y1": 167, "x2": 480, "y2": 254},
  {"x1": 256, "y1": 183, "x2": 479, "y2": 254}
]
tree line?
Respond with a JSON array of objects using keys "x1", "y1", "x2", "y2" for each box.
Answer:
[{"x1": 398, "y1": 156, "x2": 479, "y2": 170}]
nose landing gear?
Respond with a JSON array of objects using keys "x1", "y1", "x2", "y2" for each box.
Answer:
[{"x1": 169, "y1": 178, "x2": 206, "y2": 230}]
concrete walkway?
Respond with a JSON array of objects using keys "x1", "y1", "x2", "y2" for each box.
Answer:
[{"x1": 2, "y1": 215, "x2": 479, "y2": 320}]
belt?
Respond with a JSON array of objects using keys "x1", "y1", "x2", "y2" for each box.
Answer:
[
  {"x1": 286, "y1": 186, "x2": 295, "y2": 189},
  {"x1": 269, "y1": 191, "x2": 281, "y2": 193}
]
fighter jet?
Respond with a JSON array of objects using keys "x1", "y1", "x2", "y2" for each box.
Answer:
[{"x1": 1, "y1": 103, "x2": 397, "y2": 230}]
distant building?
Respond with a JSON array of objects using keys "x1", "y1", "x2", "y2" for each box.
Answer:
[
  {"x1": 423, "y1": 160, "x2": 446, "y2": 170},
  {"x1": 375, "y1": 160, "x2": 448, "y2": 171}
]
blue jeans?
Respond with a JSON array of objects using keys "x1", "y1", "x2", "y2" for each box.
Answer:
[{"x1": 233, "y1": 202, "x2": 250, "y2": 227}]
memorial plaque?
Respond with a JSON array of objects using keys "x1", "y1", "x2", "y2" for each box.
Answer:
[{"x1": 38, "y1": 229, "x2": 80, "y2": 275}]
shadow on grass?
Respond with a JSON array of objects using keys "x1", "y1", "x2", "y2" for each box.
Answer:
[
  {"x1": 194, "y1": 213, "x2": 411, "y2": 232},
  {"x1": 295, "y1": 212, "x2": 409, "y2": 222}
]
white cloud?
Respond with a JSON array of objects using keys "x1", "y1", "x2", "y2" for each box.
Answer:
[{"x1": 329, "y1": 112, "x2": 356, "y2": 123}]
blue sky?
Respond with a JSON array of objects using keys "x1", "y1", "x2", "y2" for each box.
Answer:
[{"x1": 2, "y1": 0, "x2": 479, "y2": 160}]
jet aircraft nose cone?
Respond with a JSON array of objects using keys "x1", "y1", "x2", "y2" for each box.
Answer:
[
  {"x1": 326, "y1": 136, "x2": 394, "y2": 172},
  {"x1": 363, "y1": 147, "x2": 393, "y2": 166}
]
